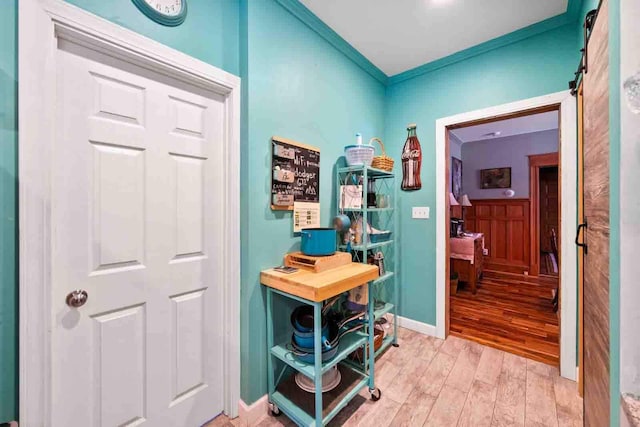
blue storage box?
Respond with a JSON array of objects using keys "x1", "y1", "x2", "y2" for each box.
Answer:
[{"x1": 369, "y1": 231, "x2": 392, "y2": 243}]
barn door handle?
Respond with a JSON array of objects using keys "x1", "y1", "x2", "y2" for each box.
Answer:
[{"x1": 575, "y1": 220, "x2": 588, "y2": 255}]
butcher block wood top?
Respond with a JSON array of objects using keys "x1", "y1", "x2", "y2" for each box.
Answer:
[{"x1": 261, "y1": 263, "x2": 379, "y2": 302}]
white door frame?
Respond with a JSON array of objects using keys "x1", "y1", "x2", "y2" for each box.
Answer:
[
  {"x1": 435, "y1": 91, "x2": 577, "y2": 380},
  {"x1": 18, "y1": 1, "x2": 241, "y2": 425}
]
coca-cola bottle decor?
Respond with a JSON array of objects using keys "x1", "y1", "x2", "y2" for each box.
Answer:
[{"x1": 401, "y1": 124, "x2": 422, "y2": 191}]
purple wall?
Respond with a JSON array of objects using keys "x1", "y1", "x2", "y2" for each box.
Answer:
[{"x1": 461, "y1": 129, "x2": 558, "y2": 199}]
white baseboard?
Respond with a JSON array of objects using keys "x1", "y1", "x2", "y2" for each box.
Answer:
[
  {"x1": 621, "y1": 402, "x2": 632, "y2": 427},
  {"x1": 238, "y1": 394, "x2": 268, "y2": 426},
  {"x1": 397, "y1": 316, "x2": 437, "y2": 337}
]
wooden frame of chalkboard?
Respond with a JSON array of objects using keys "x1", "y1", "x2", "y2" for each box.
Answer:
[{"x1": 271, "y1": 136, "x2": 320, "y2": 211}]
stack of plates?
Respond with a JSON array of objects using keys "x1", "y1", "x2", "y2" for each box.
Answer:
[{"x1": 295, "y1": 366, "x2": 341, "y2": 393}]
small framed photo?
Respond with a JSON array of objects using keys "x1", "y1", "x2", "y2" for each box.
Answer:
[{"x1": 480, "y1": 167, "x2": 511, "y2": 189}]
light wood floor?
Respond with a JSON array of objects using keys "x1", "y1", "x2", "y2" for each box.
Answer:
[
  {"x1": 450, "y1": 270, "x2": 560, "y2": 366},
  {"x1": 206, "y1": 328, "x2": 582, "y2": 427}
]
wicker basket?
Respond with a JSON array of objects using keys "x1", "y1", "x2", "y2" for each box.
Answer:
[
  {"x1": 450, "y1": 272, "x2": 459, "y2": 296},
  {"x1": 369, "y1": 138, "x2": 394, "y2": 171},
  {"x1": 349, "y1": 325, "x2": 385, "y2": 363}
]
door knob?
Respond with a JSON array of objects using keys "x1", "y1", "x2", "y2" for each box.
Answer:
[{"x1": 66, "y1": 290, "x2": 88, "y2": 308}]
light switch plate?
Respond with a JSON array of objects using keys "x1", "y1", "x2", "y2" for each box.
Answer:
[{"x1": 412, "y1": 206, "x2": 429, "y2": 219}]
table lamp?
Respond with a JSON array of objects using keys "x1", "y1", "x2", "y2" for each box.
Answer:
[
  {"x1": 461, "y1": 194, "x2": 472, "y2": 227},
  {"x1": 449, "y1": 192, "x2": 460, "y2": 207}
]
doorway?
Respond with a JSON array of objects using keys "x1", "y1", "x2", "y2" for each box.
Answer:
[
  {"x1": 434, "y1": 91, "x2": 577, "y2": 380},
  {"x1": 446, "y1": 111, "x2": 561, "y2": 366}
]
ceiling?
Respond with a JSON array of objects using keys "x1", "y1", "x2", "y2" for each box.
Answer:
[
  {"x1": 299, "y1": 0, "x2": 569, "y2": 76},
  {"x1": 450, "y1": 111, "x2": 559, "y2": 143}
]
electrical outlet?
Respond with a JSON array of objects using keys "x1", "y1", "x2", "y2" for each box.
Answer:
[
  {"x1": 412, "y1": 206, "x2": 429, "y2": 219},
  {"x1": 483, "y1": 248, "x2": 489, "y2": 256}
]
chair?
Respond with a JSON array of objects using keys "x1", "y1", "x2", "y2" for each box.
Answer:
[{"x1": 550, "y1": 229, "x2": 559, "y2": 312}]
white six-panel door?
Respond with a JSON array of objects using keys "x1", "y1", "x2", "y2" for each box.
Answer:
[{"x1": 52, "y1": 38, "x2": 224, "y2": 427}]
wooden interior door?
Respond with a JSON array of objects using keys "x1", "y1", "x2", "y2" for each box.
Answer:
[
  {"x1": 581, "y1": 0, "x2": 610, "y2": 425},
  {"x1": 539, "y1": 167, "x2": 559, "y2": 255},
  {"x1": 528, "y1": 152, "x2": 559, "y2": 276},
  {"x1": 52, "y1": 39, "x2": 225, "y2": 426}
]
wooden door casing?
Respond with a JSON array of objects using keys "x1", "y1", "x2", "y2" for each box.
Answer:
[
  {"x1": 465, "y1": 199, "x2": 530, "y2": 274},
  {"x1": 582, "y1": 0, "x2": 610, "y2": 425}
]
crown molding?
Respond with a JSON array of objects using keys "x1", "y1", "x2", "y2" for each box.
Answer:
[
  {"x1": 388, "y1": 12, "x2": 574, "y2": 85},
  {"x1": 275, "y1": 0, "x2": 581, "y2": 88},
  {"x1": 274, "y1": 0, "x2": 388, "y2": 85},
  {"x1": 566, "y1": 0, "x2": 583, "y2": 23}
]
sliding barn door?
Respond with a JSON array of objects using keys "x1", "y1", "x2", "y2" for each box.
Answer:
[
  {"x1": 581, "y1": 0, "x2": 610, "y2": 425},
  {"x1": 577, "y1": 81, "x2": 585, "y2": 397}
]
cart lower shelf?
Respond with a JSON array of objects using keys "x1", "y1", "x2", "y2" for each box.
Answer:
[
  {"x1": 271, "y1": 364, "x2": 369, "y2": 426},
  {"x1": 342, "y1": 333, "x2": 397, "y2": 373}
]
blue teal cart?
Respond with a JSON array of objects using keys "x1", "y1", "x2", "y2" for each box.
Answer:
[
  {"x1": 261, "y1": 263, "x2": 381, "y2": 426},
  {"x1": 335, "y1": 165, "x2": 399, "y2": 354}
]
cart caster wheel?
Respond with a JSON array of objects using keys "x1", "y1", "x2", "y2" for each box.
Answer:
[
  {"x1": 370, "y1": 388, "x2": 382, "y2": 401},
  {"x1": 392, "y1": 343, "x2": 399, "y2": 347},
  {"x1": 269, "y1": 403, "x2": 281, "y2": 417}
]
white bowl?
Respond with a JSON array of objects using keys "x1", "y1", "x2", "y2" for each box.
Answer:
[{"x1": 294, "y1": 366, "x2": 341, "y2": 393}]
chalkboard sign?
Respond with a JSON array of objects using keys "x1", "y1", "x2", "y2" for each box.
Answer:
[{"x1": 271, "y1": 136, "x2": 320, "y2": 210}]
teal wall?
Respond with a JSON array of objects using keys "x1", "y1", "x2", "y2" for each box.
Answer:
[
  {"x1": 608, "y1": 0, "x2": 621, "y2": 424},
  {"x1": 383, "y1": 23, "x2": 581, "y2": 326},
  {"x1": 240, "y1": 0, "x2": 386, "y2": 404},
  {"x1": 65, "y1": 0, "x2": 240, "y2": 76},
  {"x1": 0, "y1": 0, "x2": 18, "y2": 422}
]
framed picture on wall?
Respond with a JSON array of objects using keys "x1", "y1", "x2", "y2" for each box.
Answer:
[
  {"x1": 480, "y1": 167, "x2": 511, "y2": 189},
  {"x1": 452, "y1": 157, "x2": 462, "y2": 200}
]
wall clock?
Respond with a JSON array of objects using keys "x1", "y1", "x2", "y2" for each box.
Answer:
[{"x1": 132, "y1": 0, "x2": 187, "y2": 26}]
